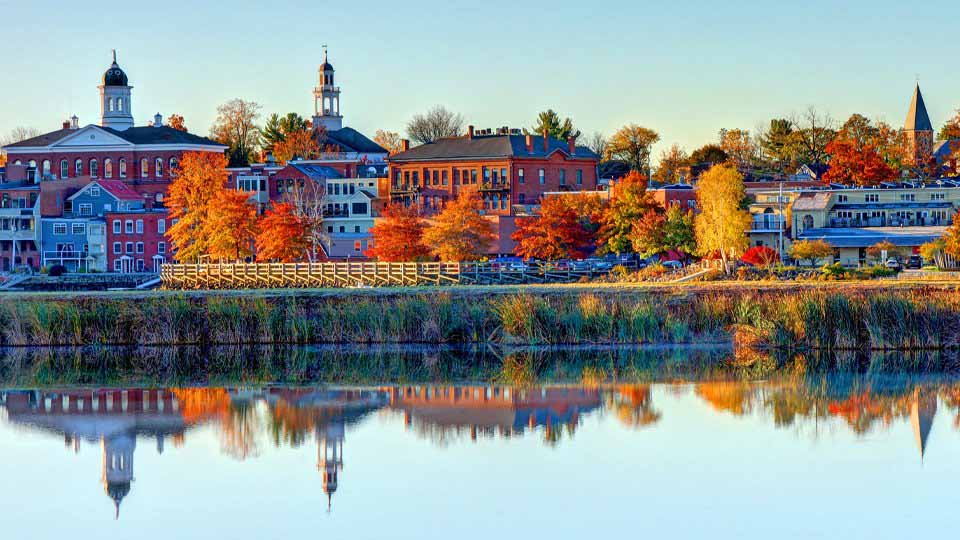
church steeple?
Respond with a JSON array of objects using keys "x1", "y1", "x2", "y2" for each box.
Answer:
[
  {"x1": 313, "y1": 46, "x2": 343, "y2": 131},
  {"x1": 904, "y1": 84, "x2": 934, "y2": 170},
  {"x1": 905, "y1": 84, "x2": 933, "y2": 133},
  {"x1": 99, "y1": 50, "x2": 134, "y2": 131}
]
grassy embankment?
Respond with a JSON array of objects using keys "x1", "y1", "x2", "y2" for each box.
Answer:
[{"x1": 1, "y1": 284, "x2": 960, "y2": 349}]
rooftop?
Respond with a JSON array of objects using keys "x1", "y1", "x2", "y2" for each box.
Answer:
[
  {"x1": 797, "y1": 226, "x2": 946, "y2": 248},
  {"x1": 389, "y1": 131, "x2": 600, "y2": 162}
]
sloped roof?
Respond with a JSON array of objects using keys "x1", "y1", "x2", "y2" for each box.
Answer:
[
  {"x1": 905, "y1": 84, "x2": 934, "y2": 132},
  {"x1": 288, "y1": 163, "x2": 342, "y2": 180},
  {"x1": 388, "y1": 134, "x2": 600, "y2": 162},
  {"x1": 69, "y1": 179, "x2": 142, "y2": 202},
  {"x1": 325, "y1": 127, "x2": 387, "y2": 154},
  {"x1": 3, "y1": 125, "x2": 224, "y2": 149},
  {"x1": 791, "y1": 192, "x2": 832, "y2": 211}
]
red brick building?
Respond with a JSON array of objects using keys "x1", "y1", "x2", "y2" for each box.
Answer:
[
  {"x1": 387, "y1": 127, "x2": 601, "y2": 254},
  {"x1": 106, "y1": 209, "x2": 169, "y2": 273}
]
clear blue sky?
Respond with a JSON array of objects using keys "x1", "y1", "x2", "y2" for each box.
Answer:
[{"x1": 2, "y1": 0, "x2": 958, "y2": 158}]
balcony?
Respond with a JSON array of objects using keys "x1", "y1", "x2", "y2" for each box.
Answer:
[
  {"x1": 391, "y1": 184, "x2": 421, "y2": 194},
  {"x1": 750, "y1": 216, "x2": 785, "y2": 232},
  {"x1": 479, "y1": 181, "x2": 511, "y2": 192}
]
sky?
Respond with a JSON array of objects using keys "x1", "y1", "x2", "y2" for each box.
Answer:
[{"x1": 1, "y1": 0, "x2": 958, "y2": 160}]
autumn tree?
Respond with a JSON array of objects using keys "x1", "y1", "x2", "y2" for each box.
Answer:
[
  {"x1": 260, "y1": 112, "x2": 310, "y2": 155},
  {"x1": 945, "y1": 222, "x2": 960, "y2": 261},
  {"x1": 789, "y1": 107, "x2": 836, "y2": 169},
  {"x1": 283, "y1": 180, "x2": 326, "y2": 261},
  {"x1": 406, "y1": 105, "x2": 463, "y2": 144},
  {"x1": 210, "y1": 98, "x2": 261, "y2": 167},
  {"x1": 741, "y1": 245, "x2": 779, "y2": 266},
  {"x1": 865, "y1": 240, "x2": 904, "y2": 262},
  {"x1": 628, "y1": 210, "x2": 666, "y2": 258},
  {"x1": 366, "y1": 204, "x2": 429, "y2": 261},
  {"x1": 586, "y1": 132, "x2": 607, "y2": 158},
  {"x1": 822, "y1": 139, "x2": 895, "y2": 186},
  {"x1": 530, "y1": 109, "x2": 579, "y2": 140},
  {"x1": 255, "y1": 202, "x2": 309, "y2": 262},
  {"x1": 788, "y1": 239, "x2": 834, "y2": 267},
  {"x1": 920, "y1": 238, "x2": 947, "y2": 267},
  {"x1": 939, "y1": 111, "x2": 960, "y2": 141},
  {"x1": 512, "y1": 195, "x2": 596, "y2": 260},
  {"x1": 694, "y1": 164, "x2": 751, "y2": 273},
  {"x1": 662, "y1": 203, "x2": 696, "y2": 256},
  {"x1": 596, "y1": 171, "x2": 659, "y2": 255},
  {"x1": 422, "y1": 193, "x2": 495, "y2": 261},
  {"x1": 167, "y1": 114, "x2": 187, "y2": 132},
  {"x1": 653, "y1": 144, "x2": 689, "y2": 184},
  {"x1": 272, "y1": 129, "x2": 321, "y2": 163},
  {"x1": 168, "y1": 152, "x2": 231, "y2": 261},
  {"x1": 206, "y1": 189, "x2": 258, "y2": 261},
  {"x1": 629, "y1": 204, "x2": 695, "y2": 259},
  {"x1": 373, "y1": 130, "x2": 404, "y2": 155},
  {"x1": 719, "y1": 128, "x2": 756, "y2": 170},
  {"x1": 605, "y1": 124, "x2": 660, "y2": 173}
]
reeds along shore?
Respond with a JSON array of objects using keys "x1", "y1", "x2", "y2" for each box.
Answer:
[{"x1": 0, "y1": 288, "x2": 959, "y2": 349}]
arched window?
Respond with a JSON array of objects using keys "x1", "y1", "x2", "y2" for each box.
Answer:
[
  {"x1": 42, "y1": 160, "x2": 51, "y2": 178},
  {"x1": 28, "y1": 160, "x2": 36, "y2": 169},
  {"x1": 108, "y1": 98, "x2": 114, "y2": 112},
  {"x1": 90, "y1": 159, "x2": 99, "y2": 178},
  {"x1": 155, "y1": 157, "x2": 163, "y2": 177},
  {"x1": 104, "y1": 158, "x2": 113, "y2": 178},
  {"x1": 117, "y1": 98, "x2": 123, "y2": 112},
  {"x1": 169, "y1": 157, "x2": 177, "y2": 176},
  {"x1": 75, "y1": 159, "x2": 83, "y2": 176},
  {"x1": 119, "y1": 159, "x2": 127, "y2": 178},
  {"x1": 60, "y1": 160, "x2": 69, "y2": 179},
  {"x1": 140, "y1": 158, "x2": 148, "y2": 178},
  {"x1": 802, "y1": 215, "x2": 814, "y2": 230},
  {"x1": 155, "y1": 193, "x2": 164, "y2": 203}
]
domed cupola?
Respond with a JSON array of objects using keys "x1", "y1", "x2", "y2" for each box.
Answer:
[
  {"x1": 103, "y1": 51, "x2": 129, "y2": 86},
  {"x1": 99, "y1": 50, "x2": 134, "y2": 131}
]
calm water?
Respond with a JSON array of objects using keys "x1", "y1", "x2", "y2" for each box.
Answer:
[{"x1": 1, "y1": 346, "x2": 958, "y2": 539}]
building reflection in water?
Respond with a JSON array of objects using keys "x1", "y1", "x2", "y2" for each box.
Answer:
[{"x1": 0, "y1": 381, "x2": 955, "y2": 519}]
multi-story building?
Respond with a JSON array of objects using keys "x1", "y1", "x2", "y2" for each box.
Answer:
[
  {"x1": 789, "y1": 181, "x2": 960, "y2": 265},
  {"x1": 387, "y1": 127, "x2": 601, "y2": 254},
  {"x1": 106, "y1": 209, "x2": 169, "y2": 273},
  {"x1": 0, "y1": 171, "x2": 40, "y2": 272}
]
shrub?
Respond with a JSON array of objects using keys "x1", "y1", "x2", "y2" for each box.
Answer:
[{"x1": 48, "y1": 265, "x2": 67, "y2": 277}]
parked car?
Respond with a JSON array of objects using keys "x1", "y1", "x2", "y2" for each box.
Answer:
[
  {"x1": 884, "y1": 258, "x2": 902, "y2": 271},
  {"x1": 907, "y1": 255, "x2": 922, "y2": 269},
  {"x1": 662, "y1": 260, "x2": 683, "y2": 270}
]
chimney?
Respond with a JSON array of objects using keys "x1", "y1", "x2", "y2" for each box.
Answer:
[
  {"x1": 154, "y1": 113, "x2": 163, "y2": 127},
  {"x1": 62, "y1": 120, "x2": 71, "y2": 129},
  {"x1": 525, "y1": 134, "x2": 534, "y2": 153},
  {"x1": 542, "y1": 128, "x2": 549, "y2": 153},
  {"x1": 70, "y1": 115, "x2": 79, "y2": 129},
  {"x1": 401, "y1": 139, "x2": 410, "y2": 152},
  {"x1": 467, "y1": 125, "x2": 475, "y2": 139},
  {"x1": 567, "y1": 136, "x2": 576, "y2": 155}
]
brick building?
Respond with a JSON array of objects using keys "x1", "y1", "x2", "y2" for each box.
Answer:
[{"x1": 387, "y1": 127, "x2": 601, "y2": 254}]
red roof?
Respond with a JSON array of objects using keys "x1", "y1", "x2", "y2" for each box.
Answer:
[{"x1": 94, "y1": 180, "x2": 142, "y2": 201}]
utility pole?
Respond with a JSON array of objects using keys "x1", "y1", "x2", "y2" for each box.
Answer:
[{"x1": 778, "y1": 180, "x2": 784, "y2": 261}]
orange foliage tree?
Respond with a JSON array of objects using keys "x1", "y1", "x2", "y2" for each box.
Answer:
[
  {"x1": 822, "y1": 139, "x2": 895, "y2": 186},
  {"x1": 422, "y1": 192, "x2": 496, "y2": 261},
  {"x1": 366, "y1": 204, "x2": 429, "y2": 261},
  {"x1": 168, "y1": 152, "x2": 231, "y2": 261},
  {"x1": 741, "y1": 245, "x2": 779, "y2": 266},
  {"x1": 167, "y1": 114, "x2": 187, "y2": 132},
  {"x1": 256, "y1": 202, "x2": 309, "y2": 262},
  {"x1": 273, "y1": 129, "x2": 321, "y2": 163},
  {"x1": 206, "y1": 189, "x2": 258, "y2": 261},
  {"x1": 596, "y1": 170, "x2": 659, "y2": 254},
  {"x1": 512, "y1": 195, "x2": 596, "y2": 260}
]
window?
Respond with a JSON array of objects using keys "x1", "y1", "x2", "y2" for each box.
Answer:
[
  {"x1": 125, "y1": 220, "x2": 133, "y2": 234},
  {"x1": 113, "y1": 260, "x2": 121, "y2": 271},
  {"x1": 135, "y1": 220, "x2": 143, "y2": 234},
  {"x1": 559, "y1": 169, "x2": 566, "y2": 185},
  {"x1": 72, "y1": 223, "x2": 86, "y2": 235},
  {"x1": 89, "y1": 159, "x2": 99, "y2": 178},
  {"x1": 837, "y1": 194, "x2": 848, "y2": 202},
  {"x1": 136, "y1": 259, "x2": 144, "y2": 272},
  {"x1": 576, "y1": 169, "x2": 583, "y2": 185},
  {"x1": 433, "y1": 170, "x2": 439, "y2": 186},
  {"x1": 158, "y1": 242, "x2": 166, "y2": 254},
  {"x1": 113, "y1": 220, "x2": 121, "y2": 234},
  {"x1": 90, "y1": 186, "x2": 101, "y2": 198},
  {"x1": 169, "y1": 158, "x2": 177, "y2": 176},
  {"x1": 119, "y1": 159, "x2": 127, "y2": 178},
  {"x1": 140, "y1": 158, "x2": 148, "y2": 178},
  {"x1": 78, "y1": 203, "x2": 93, "y2": 216},
  {"x1": 538, "y1": 169, "x2": 545, "y2": 184},
  {"x1": 471, "y1": 169, "x2": 478, "y2": 184},
  {"x1": 108, "y1": 97, "x2": 114, "y2": 112},
  {"x1": 41, "y1": 160, "x2": 51, "y2": 179},
  {"x1": 53, "y1": 223, "x2": 67, "y2": 235},
  {"x1": 158, "y1": 219, "x2": 166, "y2": 234},
  {"x1": 442, "y1": 170, "x2": 448, "y2": 186},
  {"x1": 518, "y1": 168, "x2": 525, "y2": 184},
  {"x1": 136, "y1": 242, "x2": 144, "y2": 254},
  {"x1": 339, "y1": 226, "x2": 345, "y2": 233},
  {"x1": 931, "y1": 192, "x2": 946, "y2": 200},
  {"x1": 354, "y1": 240, "x2": 362, "y2": 252},
  {"x1": 113, "y1": 242, "x2": 121, "y2": 254},
  {"x1": 483, "y1": 168, "x2": 491, "y2": 184},
  {"x1": 501, "y1": 168, "x2": 507, "y2": 183},
  {"x1": 75, "y1": 159, "x2": 83, "y2": 176},
  {"x1": 354, "y1": 225, "x2": 361, "y2": 233},
  {"x1": 117, "y1": 98, "x2": 123, "y2": 112},
  {"x1": 519, "y1": 193, "x2": 526, "y2": 204},
  {"x1": 125, "y1": 242, "x2": 133, "y2": 254},
  {"x1": 899, "y1": 193, "x2": 916, "y2": 202},
  {"x1": 60, "y1": 160, "x2": 69, "y2": 179},
  {"x1": 327, "y1": 225, "x2": 333, "y2": 233},
  {"x1": 104, "y1": 159, "x2": 113, "y2": 179},
  {"x1": 352, "y1": 202, "x2": 368, "y2": 215},
  {"x1": 865, "y1": 193, "x2": 879, "y2": 203},
  {"x1": 155, "y1": 158, "x2": 163, "y2": 177}
]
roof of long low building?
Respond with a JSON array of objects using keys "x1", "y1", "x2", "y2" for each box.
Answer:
[
  {"x1": 3, "y1": 125, "x2": 224, "y2": 149},
  {"x1": 389, "y1": 134, "x2": 600, "y2": 162},
  {"x1": 797, "y1": 226, "x2": 945, "y2": 248}
]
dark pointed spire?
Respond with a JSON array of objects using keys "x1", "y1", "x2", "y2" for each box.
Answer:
[{"x1": 905, "y1": 84, "x2": 933, "y2": 132}]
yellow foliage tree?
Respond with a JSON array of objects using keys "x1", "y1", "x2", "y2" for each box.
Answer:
[
  {"x1": 168, "y1": 152, "x2": 230, "y2": 262},
  {"x1": 422, "y1": 192, "x2": 496, "y2": 261},
  {"x1": 694, "y1": 163, "x2": 751, "y2": 273},
  {"x1": 206, "y1": 189, "x2": 258, "y2": 261},
  {"x1": 605, "y1": 124, "x2": 660, "y2": 172}
]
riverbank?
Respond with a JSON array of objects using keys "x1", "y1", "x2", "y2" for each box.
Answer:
[{"x1": 1, "y1": 284, "x2": 959, "y2": 349}]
